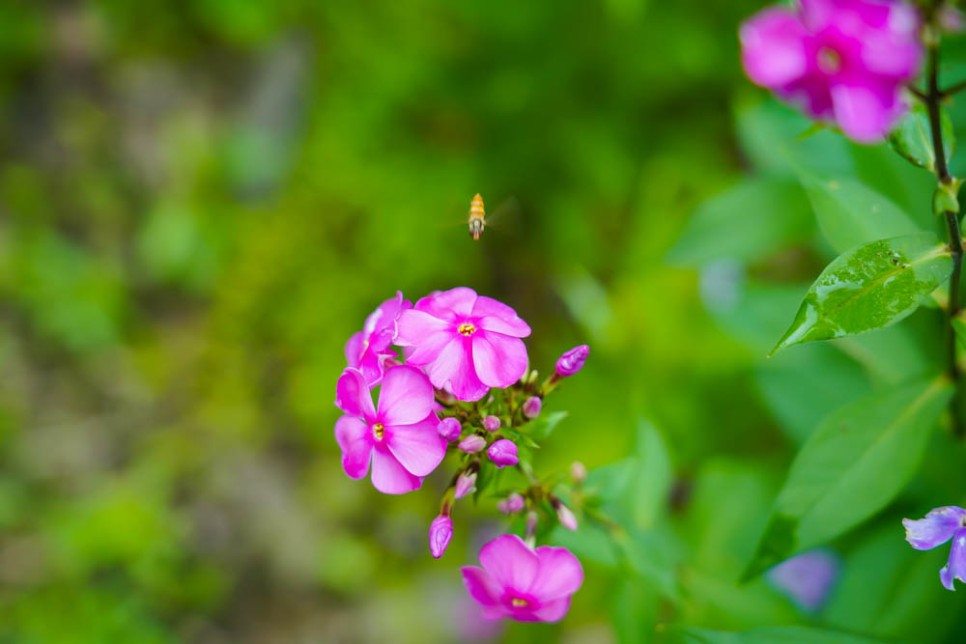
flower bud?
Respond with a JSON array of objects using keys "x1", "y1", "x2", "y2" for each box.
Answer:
[
  {"x1": 458, "y1": 434, "x2": 486, "y2": 454},
  {"x1": 482, "y1": 415, "x2": 501, "y2": 432},
  {"x1": 497, "y1": 493, "x2": 526, "y2": 514},
  {"x1": 455, "y1": 471, "x2": 477, "y2": 499},
  {"x1": 556, "y1": 502, "x2": 578, "y2": 531},
  {"x1": 487, "y1": 439, "x2": 519, "y2": 468},
  {"x1": 437, "y1": 417, "x2": 462, "y2": 442},
  {"x1": 570, "y1": 461, "x2": 587, "y2": 484},
  {"x1": 526, "y1": 511, "x2": 539, "y2": 537},
  {"x1": 429, "y1": 515, "x2": 453, "y2": 559},
  {"x1": 555, "y1": 344, "x2": 589, "y2": 378},
  {"x1": 522, "y1": 396, "x2": 542, "y2": 419}
]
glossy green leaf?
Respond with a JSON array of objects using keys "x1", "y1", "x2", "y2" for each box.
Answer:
[
  {"x1": 668, "y1": 177, "x2": 813, "y2": 265},
  {"x1": 800, "y1": 175, "x2": 919, "y2": 254},
  {"x1": 888, "y1": 102, "x2": 955, "y2": 173},
  {"x1": 670, "y1": 626, "x2": 886, "y2": 644},
  {"x1": 744, "y1": 378, "x2": 952, "y2": 580},
  {"x1": 953, "y1": 311, "x2": 966, "y2": 351},
  {"x1": 772, "y1": 233, "x2": 952, "y2": 355}
]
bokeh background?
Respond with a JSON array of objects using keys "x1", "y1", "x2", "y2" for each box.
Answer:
[{"x1": 6, "y1": 1, "x2": 954, "y2": 643}]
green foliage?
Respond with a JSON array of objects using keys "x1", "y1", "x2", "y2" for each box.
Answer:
[
  {"x1": 888, "y1": 102, "x2": 955, "y2": 173},
  {"x1": 668, "y1": 626, "x2": 885, "y2": 644}
]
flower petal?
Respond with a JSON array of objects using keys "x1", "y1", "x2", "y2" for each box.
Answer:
[
  {"x1": 472, "y1": 296, "x2": 531, "y2": 337},
  {"x1": 335, "y1": 368, "x2": 376, "y2": 420},
  {"x1": 370, "y1": 445, "x2": 422, "y2": 494},
  {"x1": 473, "y1": 333, "x2": 528, "y2": 389},
  {"x1": 385, "y1": 415, "x2": 446, "y2": 477},
  {"x1": 479, "y1": 534, "x2": 539, "y2": 593},
  {"x1": 377, "y1": 365, "x2": 436, "y2": 425},
  {"x1": 345, "y1": 331, "x2": 364, "y2": 367},
  {"x1": 531, "y1": 597, "x2": 572, "y2": 623},
  {"x1": 532, "y1": 546, "x2": 584, "y2": 600},
  {"x1": 830, "y1": 81, "x2": 903, "y2": 143},
  {"x1": 903, "y1": 506, "x2": 966, "y2": 551},
  {"x1": 740, "y1": 7, "x2": 809, "y2": 89},
  {"x1": 394, "y1": 309, "x2": 453, "y2": 354},
  {"x1": 941, "y1": 528, "x2": 966, "y2": 591},
  {"x1": 416, "y1": 287, "x2": 478, "y2": 319},
  {"x1": 461, "y1": 566, "x2": 504, "y2": 608},
  {"x1": 334, "y1": 416, "x2": 373, "y2": 479},
  {"x1": 426, "y1": 337, "x2": 489, "y2": 401}
]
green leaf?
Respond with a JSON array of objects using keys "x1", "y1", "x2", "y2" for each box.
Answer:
[
  {"x1": 888, "y1": 102, "x2": 955, "y2": 173},
  {"x1": 524, "y1": 410, "x2": 567, "y2": 441},
  {"x1": 953, "y1": 311, "x2": 966, "y2": 352},
  {"x1": 743, "y1": 378, "x2": 952, "y2": 580},
  {"x1": 800, "y1": 175, "x2": 919, "y2": 254},
  {"x1": 668, "y1": 626, "x2": 886, "y2": 644},
  {"x1": 667, "y1": 177, "x2": 813, "y2": 265},
  {"x1": 771, "y1": 233, "x2": 952, "y2": 355}
]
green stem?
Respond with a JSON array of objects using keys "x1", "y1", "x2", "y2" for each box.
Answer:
[{"x1": 925, "y1": 35, "x2": 966, "y2": 438}]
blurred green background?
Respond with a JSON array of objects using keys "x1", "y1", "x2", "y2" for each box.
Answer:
[{"x1": 2, "y1": 1, "x2": 931, "y2": 642}]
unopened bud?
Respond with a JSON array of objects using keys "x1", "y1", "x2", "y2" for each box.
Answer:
[
  {"x1": 455, "y1": 471, "x2": 477, "y2": 499},
  {"x1": 458, "y1": 434, "x2": 486, "y2": 454},
  {"x1": 428, "y1": 515, "x2": 453, "y2": 559},
  {"x1": 487, "y1": 439, "x2": 519, "y2": 468},
  {"x1": 555, "y1": 344, "x2": 590, "y2": 378},
  {"x1": 437, "y1": 417, "x2": 462, "y2": 442},
  {"x1": 497, "y1": 493, "x2": 526, "y2": 514},
  {"x1": 526, "y1": 511, "x2": 539, "y2": 537},
  {"x1": 570, "y1": 461, "x2": 587, "y2": 484},
  {"x1": 523, "y1": 396, "x2": 542, "y2": 419},
  {"x1": 556, "y1": 502, "x2": 578, "y2": 531},
  {"x1": 482, "y1": 415, "x2": 501, "y2": 432}
]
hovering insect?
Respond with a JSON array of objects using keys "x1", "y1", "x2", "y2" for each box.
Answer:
[{"x1": 468, "y1": 193, "x2": 486, "y2": 240}]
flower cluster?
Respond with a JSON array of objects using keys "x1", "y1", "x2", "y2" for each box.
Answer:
[
  {"x1": 335, "y1": 287, "x2": 590, "y2": 622},
  {"x1": 740, "y1": 0, "x2": 923, "y2": 143}
]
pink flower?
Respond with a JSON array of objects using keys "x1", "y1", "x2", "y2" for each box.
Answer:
[
  {"x1": 555, "y1": 345, "x2": 589, "y2": 378},
  {"x1": 459, "y1": 434, "x2": 486, "y2": 454},
  {"x1": 461, "y1": 534, "x2": 584, "y2": 622},
  {"x1": 554, "y1": 502, "x2": 578, "y2": 531},
  {"x1": 523, "y1": 396, "x2": 542, "y2": 419},
  {"x1": 429, "y1": 515, "x2": 453, "y2": 559},
  {"x1": 483, "y1": 415, "x2": 501, "y2": 432},
  {"x1": 344, "y1": 292, "x2": 412, "y2": 385},
  {"x1": 437, "y1": 417, "x2": 462, "y2": 442},
  {"x1": 395, "y1": 287, "x2": 531, "y2": 401},
  {"x1": 487, "y1": 439, "x2": 518, "y2": 468},
  {"x1": 334, "y1": 366, "x2": 445, "y2": 494},
  {"x1": 455, "y1": 470, "x2": 477, "y2": 499},
  {"x1": 740, "y1": 0, "x2": 923, "y2": 143},
  {"x1": 497, "y1": 493, "x2": 526, "y2": 514}
]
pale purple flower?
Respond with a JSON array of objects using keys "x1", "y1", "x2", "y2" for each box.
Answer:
[
  {"x1": 459, "y1": 434, "x2": 487, "y2": 454},
  {"x1": 438, "y1": 417, "x2": 462, "y2": 442},
  {"x1": 430, "y1": 515, "x2": 454, "y2": 559},
  {"x1": 395, "y1": 287, "x2": 531, "y2": 402},
  {"x1": 455, "y1": 471, "x2": 477, "y2": 499},
  {"x1": 570, "y1": 461, "x2": 587, "y2": 484},
  {"x1": 488, "y1": 439, "x2": 518, "y2": 468},
  {"x1": 483, "y1": 415, "x2": 501, "y2": 432},
  {"x1": 522, "y1": 396, "x2": 542, "y2": 419},
  {"x1": 334, "y1": 366, "x2": 445, "y2": 494},
  {"x1": 740, "y1": 0, "x2": 923, "y2": 143},
  {"x1": 766, "y1": 549, "x2": 840, "y2": 611},
  {"x1": 903, "y1": 506, "x2": 966, "y2": 590},
  {"x1": 344, "y1": 292, "x2": 412, "y2": 386},
  {"x1": 461, "y1": 534, "x2": 584, "y2": 622},
  {"x1": 555, "y1": 345, "x2": 589, "y2": 378},
  {"x1": 555, "y1": 502, "x2": 578, "y2": 531},
  {"x1": 498, "y1": 493, "x2": 526, "y2": 514}
]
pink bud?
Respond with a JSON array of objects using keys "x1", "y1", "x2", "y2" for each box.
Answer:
[
  {"x1": 483, "y1": 415, "x2": 501, "y2": 432},
  {"x1": 455, "y1": 471, "x2": 477, "y2": 499},
  {"x1": 497, "y1": 493, "x2": 526, "y2": 514},
  {"x1": 555, "y1": 344, "x2": 589, "y2": 377},
  {"x1": 523, "y1": 396, "x2": 542, "y2": 419},
  {"x1": 458, "y1": 434, "x2": 486, "y2": 454},
  {"x1": 526, "y1": 511, "x2": 539, "y2": 537},
  {"x1": 437, "y1": 417, "x2": 462, "y2": 442},
  {"x1": 487, "y1": 439, "x2": 518, "y2": 468},
  {"x1": 570, "y1": 461, "x2": 587, "y2": 484},
  {"x1": 556, "y1": 503, "x2": 578, "y2": 531},
  {"x1": 429, "y1": 515, "x2": 453, "y2": 559}
]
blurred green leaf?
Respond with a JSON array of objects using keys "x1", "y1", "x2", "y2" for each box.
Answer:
[
  {"x1": 772, "y1": 233, "x2": 951, "y2": 355},
  {"x1": 667, "y1": 625, "x2": 885, "y2": 644},
  {"x1": 525, "y1": 410, "x2": 568, "y2": 441},
  {"x1": 888, "y1": 102, "x2": 954, "y2": 173},
  {"x1": 744, "y1": 378, "x2": 951, "y2": 579}
]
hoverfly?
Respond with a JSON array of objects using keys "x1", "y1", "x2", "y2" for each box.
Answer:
[{"x1": 468, "y1": 193, "x2": 486, "y2": 241}]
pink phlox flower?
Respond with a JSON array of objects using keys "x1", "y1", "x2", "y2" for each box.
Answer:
[
  {"x1": 334, "y1": 365, "x2": 445, "y2": 494},
  {"x1": 345, "y1": 291, "x2": 412, "y2": 386},
  {"x1": 395, "y1": 287, "x2": 531, "y2": 402},
  {"x1": 461, "y1": 534, "x2": 583, "y2": 622},
  {"x1": 487, "y1": 439, "x2": 519, "y2": 468},
  {"x1": 740, "y1": 0, "x2": 923, "y2": 143}
]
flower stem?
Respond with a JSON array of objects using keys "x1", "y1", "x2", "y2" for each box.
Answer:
[{"x1": 925, "y1": 35, "x2": 966, "y2": 438}]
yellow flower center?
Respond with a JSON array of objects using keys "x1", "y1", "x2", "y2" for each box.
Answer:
[
  {"x1": 372, "y1": 423, "x2": 385, "y2": 440},
  {"x1": 817, "y1": 47, "x2": 841, "y2": 74},
  {"x1": 457, "y1": 322, "x2": 477, "y2": 336},
  {"x1": 511, "y1": 598, "x2": 528, "y2": 608}
]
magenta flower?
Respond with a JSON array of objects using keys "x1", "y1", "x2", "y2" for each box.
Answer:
[
  {"x1": 487, "y1": 439, "x2": 519, "y2": 468},
  {"x1": 455, "y1": 470, "x2": 477, "y2": 499},
  {"x1": 483, "y1": 415, "x2": 501, "y2": 432},
  {"x1": 498, "y1": 493, "x2": 526, "y2": 514},
  {"x1": 395, "y1": 287, "x2": 531, "y2": 402},
  {"x1": 459, "y1": 434, "x2": 486, "y2": 454},
  {"x1": 461, "y1": 534, "x2": 584, "y2": 622},
  {"x1": 344, "y1": 292, "x2": 412, "y2": 386},
  {"x1": 740, "y1": 0, "x2": 923, "y2": 143},
  {"x1": 437, "y1": 417, "x2": 462, "y2": 442},
  {"x1": 334, "y1": 366, "x2": 445, "y2": 494},
  {"x1": 903, "y1": 506, "x2": 966, "y2": 590},
  {"x1": 523, "y1": 396, "x2": 542, "y2": 419},
  {"x1": 555, "y1": 345, "x2": 589, "y2": 378},
  {"x1": 429, "y1": 515, "x2": 454, "y2": 559}
]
